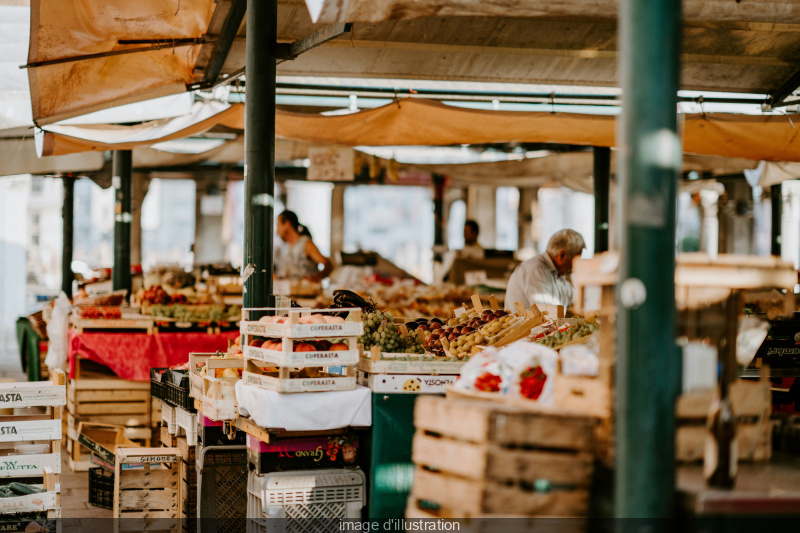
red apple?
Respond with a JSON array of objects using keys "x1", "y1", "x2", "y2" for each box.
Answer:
[{"x1": 329, "y1": 342, "x2": 349, "y2": 351}]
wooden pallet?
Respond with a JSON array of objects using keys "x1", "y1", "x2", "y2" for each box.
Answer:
[
  {"x1": 114, "y1": 448, "x2": 181, "y2": 530},
  {"x1": 410, "y1": 396, "x2": 595, "y2": 518}
]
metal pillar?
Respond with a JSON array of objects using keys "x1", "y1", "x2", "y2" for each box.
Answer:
[
  {"x1": 772, "y1": 184, "x2": 783, "y2": 257},
  {"x1": 112, "y1": 150, "x2": 132, "y2": 297},
  {"x1": 593, "y1": 147, "x2": 611, "y2": 253},
  {"x1": 617, "y1": 0, "x2": 682, "y2": 518},
  {"x1": 61, "y1": 175, "x2": 75, "y2": 298},
  {"x1": 243, "y1": 0, "x2": 277, "y2": 308}
]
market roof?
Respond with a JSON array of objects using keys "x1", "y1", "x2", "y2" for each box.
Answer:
[{"x1": 24, "y1": 0, "x2": 800, "y2": 124}]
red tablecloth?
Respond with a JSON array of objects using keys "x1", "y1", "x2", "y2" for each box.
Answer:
[{"x1": 68, "y1": 329, "x2": 238, "y2": 381}]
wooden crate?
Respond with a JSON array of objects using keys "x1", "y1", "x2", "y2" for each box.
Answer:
[
  {"x1": 676, "y1": 376, "x2": 771, "y2": 462},
  {"x1": 72, "y1": 316, "x2": 155, "y2": 334},
  {"x1": 242, "y1": 359, "x2": 356, "y2": 393},
  {"x1": 239, "y1": 308, "x2": 364, "y2": 339},
  {"x1": 113, "y1": 447, "x2": 181, "y2": 528},
  {"x1": 68, "y1": 378, "x2": 151, "y2": 418},
  {"x1": 162, "y1": 435, "x2": 196, "y2": 527},
  {"x1": 410, "y1": 396, "x2": 596, "y2": 518},
  {"x1": 0, "y1": 371, "x2": 65, "y2": 481}
]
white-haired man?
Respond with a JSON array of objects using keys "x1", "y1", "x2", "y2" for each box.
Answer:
[{"x1": 505, "y1": 229, "x2": 586, "y2": 312}]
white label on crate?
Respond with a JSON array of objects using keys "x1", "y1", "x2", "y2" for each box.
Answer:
[
  {"x1": 0, "y1": 454, "x2": 61, "y2": 477},
  {"x1": 0, "y1": 383, "x2": 65, "y2": 408},
  {"x1": 0, "y1": 491, "x2": 58, "y2": 513},
  {"x1": 0, "y1": 420, "x2": 60, "y2": 443},
  {"x1": 359, "y1": 372, "x2": 458, "y2": 394}
]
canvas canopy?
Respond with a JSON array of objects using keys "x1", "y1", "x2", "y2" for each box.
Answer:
[{"x1": 35, "y1": 99, "x2": 800, "y2": 163}]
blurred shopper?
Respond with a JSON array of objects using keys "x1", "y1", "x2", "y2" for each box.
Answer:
[
  {"x1": 505, "y1": 229, "x2": 586, "y2": 311},
  {"x1": 276, "y1": 210, "x2": 333, "y2": 281},
  {"x1": 458, "y1": 219, "x2": 484, "y2": 259}
]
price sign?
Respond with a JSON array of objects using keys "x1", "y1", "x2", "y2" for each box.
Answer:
[
  {"x1": 464, "y1": 270, "x2": 488, "y2": 286},
  {"x1": 307, "y1": 147, "x2": 355, "y2": 182}
]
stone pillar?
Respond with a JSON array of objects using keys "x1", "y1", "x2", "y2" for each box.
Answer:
[
  {"x1": 699, "y1": 189, "x2": 720, "y2": 259},
  {"x1": 466, "y1": 185, "x2": 496, "y2": 249}
]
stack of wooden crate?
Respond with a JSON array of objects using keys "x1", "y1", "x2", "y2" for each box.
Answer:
[
  {"x1": 0, "y1": 370, "x2": 66, "y2": 520},
  {"x1": 161, "y1": 427, "x2": 197, "y2": 532},
  {"x1": 66, "y1": 361, "x2": 159, "y2": 471},
  {"x1": 113, "y1": 447, "x2": 181, "y2": 529},
  {"x1": 408, "y1": 396, "x2": 596, "y2": 519}
]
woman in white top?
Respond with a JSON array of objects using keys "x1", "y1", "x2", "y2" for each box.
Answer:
[{"x1": 275, "y1": 211, "x2": 334, "y2": 281}]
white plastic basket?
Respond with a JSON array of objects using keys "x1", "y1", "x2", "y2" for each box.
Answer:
[{"x1": 247, "y1": 468, "x2": 366, "y2": 532}]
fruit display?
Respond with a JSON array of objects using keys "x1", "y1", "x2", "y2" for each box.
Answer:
[
  {"x1": 78, "y1": 306, "x2": 122, "y2": 320},
  {"x1": 249, "y1": 338, "x2": 350, "y2": 352},
  {"x1": 144, "y1": 265, "x2": 196, "y2": 290},
  {"x1": 328, "y1": 282, "x2": 496, "y2": 320},
  {"x1": 359, "y1": 310, "x2": 425, "y2": 354},
  {"x1": 533, "y1": 319, "x2": 598, "y2": 349},
  {"x1": 411, "y1": 309, "x2": 518, "y2": 358},
  {"x1": 257, "y1": 314, "x2": 345, "y2": 324},
  {"x1": 149, "y1": 303, "x2": 241, "y2": 323},
  {"x1": 139, "y1": 285, "x2": 171, "y2": 305}
]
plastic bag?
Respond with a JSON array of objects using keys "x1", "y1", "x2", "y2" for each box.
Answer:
[
  {"x1": 500, "y1": 341, "x2": 558, "y2": 405},
  {"x1": 453, "y1": 347, "x2": 505, "y2": 393},
  {"x1": 44, "y1": 292, "x2": 72, "y2": 372},
  {"x1": 560, "y1": 336, "x2": 600, "y2": 377}
]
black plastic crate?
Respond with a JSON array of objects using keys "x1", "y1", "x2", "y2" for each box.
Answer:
[
  {"x1": 166, "y1": 370, "x2": 196, "y2": 412},
  {"x1": 89, "y1": 467, "x2": 114, "y2": 510},
  {"x1": 150, "y1": 368, "x2": 171, "y2": 404}
]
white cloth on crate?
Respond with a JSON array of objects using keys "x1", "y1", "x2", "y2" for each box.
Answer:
[
  {"x1": 235, "y1": 382, "x2": 372, "y2": 432},
  {"x1": 505, "y1": 252, "x2": 574, "y2": 311}
]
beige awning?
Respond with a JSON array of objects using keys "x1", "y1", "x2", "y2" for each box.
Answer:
[
  {"x1": 26, "y1": 0, "x2": 216, "y2": 125},
  {"x1": 35, "y1": 99, "x2": 800, "y2": 162},
  {"x1": 0, "y1": 138, "x2": 104, "y2": 177},
  {"x1": 37, "y1": 101, "x2": 241, "y2": 156}
]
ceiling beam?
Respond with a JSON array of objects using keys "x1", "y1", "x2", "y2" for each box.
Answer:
[
  {"x1": 194, "y1": 0, "x2": 247, "y2": 88},
  {"x1": 768, "y1": 68, "x2": 800, "y2": 108},
  {"x1": 277, "y1": 22, "x2": 353, "y2": 62}
]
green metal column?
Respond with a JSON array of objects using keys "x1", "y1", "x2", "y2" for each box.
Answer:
[
  {"x1": 771, "y1": 184, "x2": 782, "y2": 257},
  {"x1": 61, "y1": 175, "x2": 75, "y2": 298},
  {"x1": 594, "y1": 147, "x2": 611, "y2": 253},
  {"x1": 617, "y1": 0, "x2": 682, "y2": 518},
  {"x1": 243, "y1": 0, "x2": 277, "y2": 308},
  {"x1": 112, "y1": 150, "x2": 132, "y2": 297}
]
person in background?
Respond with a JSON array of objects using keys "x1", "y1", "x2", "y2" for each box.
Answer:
[
  {"x1": 458, "y1": 219, "x2": 484, "y2": 259},
  {"x1": 276, "y1": 210, "x2": 333, "y2": 281},
  {"x1": 505, "y1": 229, "x2": 586, "y2": 311}
]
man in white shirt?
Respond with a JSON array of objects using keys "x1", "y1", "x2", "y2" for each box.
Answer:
[{"x1": 505, "y1": 229, "x2": 586, "y2": 312}]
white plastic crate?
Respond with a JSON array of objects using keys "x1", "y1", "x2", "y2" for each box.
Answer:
[{"x1": 247, "y1": 468, "x2": 365, "y2": 531}]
